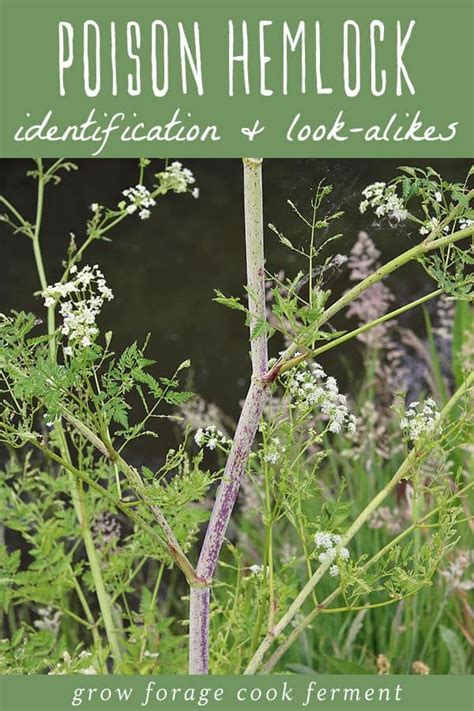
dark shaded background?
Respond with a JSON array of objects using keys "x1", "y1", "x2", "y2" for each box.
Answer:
[{"x1": 0, "y1": 158, "x2": 469, "y2": 459}]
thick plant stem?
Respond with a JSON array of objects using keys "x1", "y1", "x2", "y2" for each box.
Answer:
[
  {"x1": 243, "y1": 158, "x2": 268, "y2": 377},
  {"x1": 197, "y1": 379, "x2": 268, "y2": 583},
  {"x1": 30, "y1": 164, "x2": 122, "y2": 664},
  {"x1": 189, "y1": 158, "x2": 269, "y2": 673},
  {"x1": 189, "y1": 588, "x2": 211, "y2": 674},
  {"x1": 245, "y1": 372, "x2": 473, "y2": 674}
]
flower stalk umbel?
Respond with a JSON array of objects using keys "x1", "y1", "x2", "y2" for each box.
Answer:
[{"x1": 189, "y1": 158, "x2": 270, "y2": 673}]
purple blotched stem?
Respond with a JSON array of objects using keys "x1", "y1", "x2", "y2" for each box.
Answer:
[
  {"x1": 189, "y1": 588, "x2": 211, "y2": 674},
  {"x1": 188, "y1": 158, "x2": 269, "y2": 673}
]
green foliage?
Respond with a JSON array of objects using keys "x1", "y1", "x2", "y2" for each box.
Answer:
[
  {"x1": 326, "y1": 658, "x2": 371, "y2": 674},
  {"x1": 101, "y1": 339, "x2": 193, "y2": 441},
  {"x1": 452, "y1": 301, "x2": 473, "y2": 387},
  {"x1": 0, "y1": 160, "x2": 472, "y2": 676},
  {"x1": 421, "y1": 247, "x2": 474, "y2": 300},
  {"x1": 213, "y1": 290, "x2": 247, "y2": 313},
  {"x1": 439, "y1": 626, "x2": 467, "y2": 674}
]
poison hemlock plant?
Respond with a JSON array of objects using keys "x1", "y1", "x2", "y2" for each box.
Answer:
[{"x1": 0, "y1": 159, "x2": 472, "y2": 675}]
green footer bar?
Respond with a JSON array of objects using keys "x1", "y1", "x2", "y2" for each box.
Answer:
[{"x1": 0, "y1": 676, "x2": 472, "y2": 711}]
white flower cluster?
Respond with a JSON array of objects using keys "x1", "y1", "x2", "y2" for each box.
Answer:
[
  {"x1": 194, "y1": 425, "x2": 231, "y2": 451},
  {"x1": 33, "y1": 606, "x2": 62, "y2": 635},
  {"x1": 48, "y1": 650, "x2": 97, "y2": 676},
  {"x1": 156, "y1": 161, "x2": 199, "y2": 199},
  {"x1": 263, "y1": 437, "x2": 286, "y2": 464},
  {"x1": 420, "y1": 215, "x2": 473, "y2": 237},
  {"x1": 122, "y1": 184, "x2": 157, "y2": 220},
  {"x1": 419, "y1": 216, "x2": 441, "y2": 236},
  {"x1": 359, "y1": 182, "x2": 408, "y2": 223},
  {"x1": 314, "y1": 532, "x2": 350, "y2": 578},
  {"x1": 286, "y1": 364, "x2": 357, "y2": 434},
  {"x1": 332, "y1": 253, "x2": 348, "y2": 268},
  {"x1": 42, "y1": 264, "x2": 114, "y2": 352},
  {"x1": 459, "y1": 217, "x2": 474, "y2": 231},
  {"x1": 400, "y1": 398, "x2": 440, "y2": 443}
]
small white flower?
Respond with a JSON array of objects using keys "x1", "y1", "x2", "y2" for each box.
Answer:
[
  {"x1": 90, "y1": 203, "x2": 100, "y2": 213},
  {"x1": 314, "y1": 532, "x2": 351, "y2": 572},
  {"x1": 155, "y1": 162, "x2": 198, "y2": 196},
  {"x1": 64, "y1": 346, "x2": 73, "y2": 357},
  {"x1": 285, "y1": 363, "x2": 357, "y2": 435},
  {"x1": 123, "y1": 185, "x2": 157, "y2": 219},
  {"x1": 249, "y1": 564, "x2": 263, "y2": 575},
  {"x1": 42, "y1": 265, "x2": 113, "y2": 351},
  {"x1": 80, "y1": 666, "x2": 98, "y2": 675},
  {"x1": 34, "y1": 607, "x2": 62, "y2": 635},
  {"x1": 333, "y1": 254, "x2": 348, "y2": 267},
  {"x1": 359, "y1": 183, "x2": 407, "y2": 223},
  {"x1": 419, "y1": 216, "x2": 440, "y2": 236},
  {"x1": 329, "y1": 565, "x2": 340, "y2": 577},
  {"x1": 318, "y1": 547, "x2": 336, "y2": 564},
  {"x1": 435, "y1": 191, "x2": 442, "y2": 203},
  {"x1": 400, "y1": 399, "x2": 441, "y2": 443},
  {"x1": 314, "y1": 532, "x2": 334, "y2": 549},
  {"x1": 194, "y1": 425, "x2": 231, "y2": 450},
  {"x1": 194, "y1": 428, "x2": 205, "y2": 446},
  {"x1": 263, "y1": 437, "x2": 286, "y2": 465}
]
